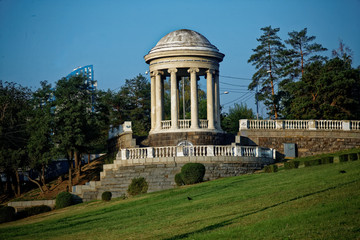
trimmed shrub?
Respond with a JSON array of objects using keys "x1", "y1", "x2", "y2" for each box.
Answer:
[
  {"x1": 181, "y1": 163, "x2": 206, "y2": 185},
  {"x1": 321, "y1": 156, "x2": 334, "y2": 164},
  {"x1": 0, "y1": 206, "x2": 16, "y2": 223},
  {"x1": 284, "y1": 161, "x2": 300, "y2": 170},
  {"x1": 304, "y1": 159, "x2": 321, "y2": 167},
  {"x1": 175, "y1": 173, "x2": 184, "y2": 186},
  {"x1": 24, "y1": 205, "x2": 51, "y2": 217},
  {"x1": 127, "y1": 177, "x2": 148, "y2": 196},
  {"x1": 348, "y1": 153, "x2": 358, "y2": 161},
  {"x1": 102, "y1": 191, "x2": 112, "y2": 201},
  {"x1": 339, "y1": 154, "x2": 349, "y2": 162},
  {"x1": 264, "y1": 164, "x2": 278, "y2": 173},
  {"x1": 56, "y1": 192, "x2": 73, "y2": 209}
]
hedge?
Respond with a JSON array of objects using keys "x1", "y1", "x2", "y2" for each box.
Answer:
[
  {"x1": 102, "y1": 191, "x2": 112, "y2": 201},
  {"x1": 321, "y1": 156, "x2": 334, "y2": 164},
  {"x1": 180, "y1": 163, "x2": 206, "y2": 185},
  {"x1": 339, "y1": 154, "x2": 349, "y2": 162},
  {"x1": 0, "y1": 206, "x2": 16, "y2": 223},
  {"x1": 304, "y1": 159, "x2": 321, "y2": 167},
  {"x1": 284, "y1": 161, "x2": 300, "y2": 170},
  {"x1": 56, "y1": 192, "x2": 73, "y2": 209},
  {"x1": 348, "y1": 153, "x2": 358, "y2": 161},
  {"x1": 127, "y1": 177, "x2": 148, "y2": 196},
  {"x1": 264, "y1": 164, "x2": 278, "y2": 173}
]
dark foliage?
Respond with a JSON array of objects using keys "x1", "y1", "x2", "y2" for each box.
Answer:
[
  {"x1": 127, "y1": 177, "x2": 148, "y2": 196},
  {"x1": 339, "y1": 154, "x2": 349, "y2": 162},
  {"x1": 55, "y1": 192, "x2": 73, "y2": 209},
  {"x1": 304, "y1": 159, "x2": 322, "y2": 167},
  {"x1": 264, "y1": 164, "x2": 278, "y2": 173},
  {"x1": 0, "y1": 206, "x2": 16, "y2": 223},
  {"x1": 348, "y1": 153, "x2": 358, "y2": 161},
  {"x1": 24, "y1": 205, "x2": 51, "y2": 217},
  {"x1": 284, "y1": 161, "x2": 300, "y2": 169},
  {"x1": 321, "y1": 156, "x2": 334, "y2": 164},
  {"x1": 174, "y1": 173, "x2": 184, "y2": 186},
  {"x1": 180, "y1": 163, "x2": 206, "y2": 185},
  {"x1": 102, "y1": 191, "x2": 112, "y2": 201}
]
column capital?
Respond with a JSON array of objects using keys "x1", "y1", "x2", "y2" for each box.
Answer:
[
  {"x1": 187, "y1": 67, "x2": 199, "y2": 74},
  {"x1": 153, "y1": 70, "x2": 164, "y2": 76},
  {"x1": 168, "y1": 68, "x2": 178, "y2": 74},
  {"x1": 206, "y1": 69, "x2": 216, "y2": 75}
]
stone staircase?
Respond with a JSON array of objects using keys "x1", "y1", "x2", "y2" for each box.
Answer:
[{"x1": 73, "y1": 154, "x2": 273, "y2": 202}]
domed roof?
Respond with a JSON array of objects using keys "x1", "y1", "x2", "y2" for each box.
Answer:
[{"x1": 148, "y1": 29, "x2": 220, "y2": 54}]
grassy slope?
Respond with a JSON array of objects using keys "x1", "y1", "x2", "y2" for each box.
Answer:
[{"x1": 0, "y1": 161, "x2": 359, "y2": 240}]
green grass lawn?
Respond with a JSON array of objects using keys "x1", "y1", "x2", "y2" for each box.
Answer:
[{"x1": 1, "y1": 160, "x2": 359, "y2": 240}]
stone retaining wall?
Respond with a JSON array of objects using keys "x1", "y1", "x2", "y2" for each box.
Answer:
[
  {"x1": 8, "y1": 200, "x2": 55, "y2": 212},
  {"x1": 239, "y1": 129, "x2": 360, "y2": 158}
]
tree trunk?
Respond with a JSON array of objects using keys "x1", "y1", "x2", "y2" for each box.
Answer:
[
  {"x1": 40, "y1": 165, "x2": 49, "y2": 192},
  {"x1": 27, "y1": 174, "x2": 44, "y2": 195},
  {"x1": 11, "y1": 171, "x2": 21, "y2": 197},
  {"x1": 68, "y1": 167, "x2": 72, "y2": 192},
  {"x1": 68, "y1": 150, "x2": 74, "y2": 192},
  {"x1": 88, "y1": 154, "x2": 91, "y2": 165},
  {"x1": 74, "y1": 151, "x2": 81, "y2": 184},
  {"x1": 268, "y1": 42, "x2": 278, "y2": 120}
]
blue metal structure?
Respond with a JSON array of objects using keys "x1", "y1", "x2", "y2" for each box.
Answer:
[
  {"x1": 67, "y1": 65, "x2": 97, "y2": 111},
  {"x1": 66, "y1": 65, "x2": 96, "y2": 90}
]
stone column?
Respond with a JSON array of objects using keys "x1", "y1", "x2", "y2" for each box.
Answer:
[
  {"x1": 150, "y1": 72, "x2": 156, "y2": 131},
  {"x1": 214, "y1": 72, "x2": 221, "y2": 130},
  {"x1": 206, "y1": 69, "x2": 215, "y2": 129},
  {"x1": 188, "y1": 68, "x2": 199, "y2": 129},
  {"x1": 154, "y1": 70, "x2": 164, "y2": 131},
  {"x1": 168, "y1": 68, "x2": 179, "y2": 129}
]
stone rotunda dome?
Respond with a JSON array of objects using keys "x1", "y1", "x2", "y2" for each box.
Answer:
[
  {"x1": 145, "y1": 29, "x2": 224, "y2": 64},
  {"x1": 148, "y1": 29, "x2": 220, "y2": 54}
]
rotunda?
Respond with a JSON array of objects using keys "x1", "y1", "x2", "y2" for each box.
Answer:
[{"x1": 144, "y1": 29, "x2": 228, "y2": 146}]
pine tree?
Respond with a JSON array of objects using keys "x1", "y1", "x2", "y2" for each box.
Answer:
[
  {"x1": 284, "y1": 28, "x2": 327, "y2": 79},
  {"x1": 248, "y1": 26, "x2": 285, "y2": 119}
]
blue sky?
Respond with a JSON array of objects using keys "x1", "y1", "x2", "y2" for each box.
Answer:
[{"x1": 1, "y1": 0, "x2": 359, "y2": 115}]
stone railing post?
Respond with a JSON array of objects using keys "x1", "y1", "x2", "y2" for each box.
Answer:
[
  {"x1": 239, "y1": 119, "x2": 249, "y2": 130},
  {"x1": 255, "y1": 147, "x2": 259, "y2": 157},
  {"x1": 309, "y1": 120, "x2": 316, "y2": 130},
  {"x1": 207, "y1": 146, "x2": 214, "y2": 156},
  {"x1": 176, "y1": 146, "x2": 184, "y2": 157},
  {"x1": 275, "y1": 120, "x2": 284, "y2": 129},
  {"x1": 147, "y1": 147, "x2": 154, "y2": 158},
  {"x1": 121, "y1": 149, "x2": 128, "y2": 160},
  {"x1": 343, "y1": 120, "x2": 350, "y2": 131},
  {"x1": 123, "y1": 121, "x2": 132, "y2": 132}
]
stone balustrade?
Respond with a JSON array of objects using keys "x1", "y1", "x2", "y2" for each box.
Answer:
[
  {"x1": 160, "y1": 119, "x2": 210, "y2": 130},
  {"x1": 120, "y1": 145, "x2": 275, "y2": 160},
  {"x1": 240, "y1": 119, "x2": 360, "y2": 131}
]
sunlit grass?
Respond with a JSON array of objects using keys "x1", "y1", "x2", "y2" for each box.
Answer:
[{"x1": 1, "y1": 160, "x2": 359, "y2": 240}]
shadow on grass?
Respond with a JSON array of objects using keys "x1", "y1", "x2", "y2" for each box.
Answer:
[{"x1": 164, "y1": 179, "x2": 358, "y2": 240}]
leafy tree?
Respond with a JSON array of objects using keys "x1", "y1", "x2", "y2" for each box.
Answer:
[
  {"x1": 284, "y1": 28, "x2": 327, "y2": 79},
  {"x1": 53, "y1": 75, "x2": 96, "y2": 189},
  {"x1": 248, "y1": 26, "x2": 285, "y2": 119},
  {"x1": 26, "y1": 81, "x2": 55, "y2": 194},
  {"x1": 221, "y1": 103, "x2": 255, "y2": 134},
  {"x1": 286, "y1": 58, "x2": 360, "y2": 119},
  {"x1": 118, "y1": 74, "x2": 151, "y2": 136},
  {"x1": 0, "y1": 81, "x2": 31, "y2": 196}
]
